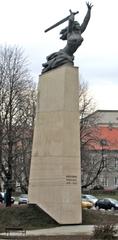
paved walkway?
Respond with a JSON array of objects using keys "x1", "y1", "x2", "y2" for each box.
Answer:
[
  {"x1": 1, "y1": 224, "x2": 118, "y2": 237},
  {"x1": 26, "y1": 225, "x2": 94, "y2": 236},
  {"x1": 0, "y1": 225, "x2": 94, "y2": 237}
]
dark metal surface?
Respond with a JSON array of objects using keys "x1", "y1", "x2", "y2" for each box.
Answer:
[
  {"x1": 44, "y1": 11, "x2": 79, "y2": 32},
  {"x1": 42, "y1": 2, "x2": 93, "y2": 74}
]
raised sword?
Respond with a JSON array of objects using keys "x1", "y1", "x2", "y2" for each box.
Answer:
[{"x1": 44, "y1": 10, "x2": 79, "y2": 33}]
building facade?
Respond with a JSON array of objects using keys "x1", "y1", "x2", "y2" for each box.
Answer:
[{"x1": 86, "y1": 110, "x2": 118, "y2": 190}]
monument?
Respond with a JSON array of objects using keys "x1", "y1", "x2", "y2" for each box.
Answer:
[{"x1": 28, "y1": 2, "x2": 93, "y2": 224}]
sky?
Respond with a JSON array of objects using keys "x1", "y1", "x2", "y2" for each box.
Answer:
[{"x1": 0, "y1": 0, "x2": 118, "y2": 110}]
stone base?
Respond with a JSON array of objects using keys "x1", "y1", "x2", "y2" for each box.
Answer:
[{"x1": 28, "y1": 64, "x2": 82, "y2": 224}]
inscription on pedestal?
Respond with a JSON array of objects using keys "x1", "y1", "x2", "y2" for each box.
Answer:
[{"x1": 66, "y1": 175, "x2": 77, "y2": 185}]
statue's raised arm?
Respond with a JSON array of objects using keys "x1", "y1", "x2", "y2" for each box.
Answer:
[{"x1": 80, "y1": 2, "x2": 93, "y2": 33}]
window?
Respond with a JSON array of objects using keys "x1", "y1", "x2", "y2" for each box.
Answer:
[
  {"x1": 102, "y1": 177, "x2": 108, "y2": 187},
  {"x1": 114, "y1": 177, "x2": 118, "y2": 186},
  {"x1": 115, "y1": 159, "x2": 118, "y2": 168},
  {"x1": 103, "y1": 158, "x2": 107, "y2": 168}
]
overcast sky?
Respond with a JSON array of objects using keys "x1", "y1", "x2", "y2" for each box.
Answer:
[{"x1": 0, "y1": 0, "x2": 118, "y2": 110}]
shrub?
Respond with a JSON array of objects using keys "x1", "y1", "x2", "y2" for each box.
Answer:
[{"x1": 92, "y1": 224, "x2": 117, "y2": 240}]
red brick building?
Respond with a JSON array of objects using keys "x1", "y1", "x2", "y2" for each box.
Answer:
[{"x1": 89, "y1": 110, "x2": 118, "y2": 189}]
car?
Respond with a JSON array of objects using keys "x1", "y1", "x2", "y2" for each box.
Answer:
[
  {"x1": 82, "y1": 199, "x2": 93, "y2": 209},
  {"x1": 18, "y1": 194, "x2": 28, "y2": 205},
  {"x1": 95, "y1": 198, "x2": 118, "y2": 210},
  {"x1": 82, "y1": 194, "x2": 98, "y2": 204},
  {"x1": 0, "y1": 192, "x2": 15, "y2": 204}
]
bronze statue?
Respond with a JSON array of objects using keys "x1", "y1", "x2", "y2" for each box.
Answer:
[{"x1": 42, "y1": 2, "x2": 93, "y2": 74}]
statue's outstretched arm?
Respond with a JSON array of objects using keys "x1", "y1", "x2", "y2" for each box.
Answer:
[{"x1": 80, "y1": 2, "x2": 93, "y2": 33}]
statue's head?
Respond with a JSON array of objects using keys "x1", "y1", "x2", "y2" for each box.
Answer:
[
  {"x1": 60, "y1": 21, "x2": 81, "y2": 40},
  {"x1": 74, "y1": 21, "x2": 81, "y2": 30}
]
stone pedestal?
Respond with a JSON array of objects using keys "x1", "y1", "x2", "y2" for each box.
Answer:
[{"x1": 28, "y1": 64, "x2": 82, "y2": 224}]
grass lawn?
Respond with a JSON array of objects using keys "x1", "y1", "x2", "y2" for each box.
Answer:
[
  {"x1": 0, "y1": 204, "x2": 118, "y2": 232},
  {"x1": 82, "y1": 208, "x2": 118, "y2": 225},
  {"x1": 95, "y1": 193, "x2": 118, "y2": 200},
  {"x1": 0, "y1": 204, "x2": 118, "y2": 239},
  {"x1": 83, "y1": 190, "x2": 118, "y2": 200},
  {"x1": 0, "y1": 204, "x2": 59, "y2": 233}
]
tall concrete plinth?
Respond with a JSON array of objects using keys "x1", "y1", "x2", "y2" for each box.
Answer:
[{"x1": 28, "y1": 64, "x2": 82, "y2": 224}]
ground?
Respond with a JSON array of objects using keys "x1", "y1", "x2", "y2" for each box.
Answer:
[
  {"x1": 0, "y1": 204, "x2": 118, "y2": 239},
  {"x1": 0, "y1": 236, "x2": 91, "y2": 240}
]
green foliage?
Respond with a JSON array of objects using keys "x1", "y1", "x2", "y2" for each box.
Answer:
[{"x1": 92, "y1": 224, "x2": 117, "y2": 240}]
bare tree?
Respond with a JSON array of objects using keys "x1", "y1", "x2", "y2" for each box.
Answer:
[
  {"x1": 79, "y1": 81, "x2": 104, "y2": 189},
  {"x1": 0, "y1": 45, "x2": 35, "y2": 201},
  {"x1": 13, "y1": 86, "x2": 36, "y2": 193}
]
